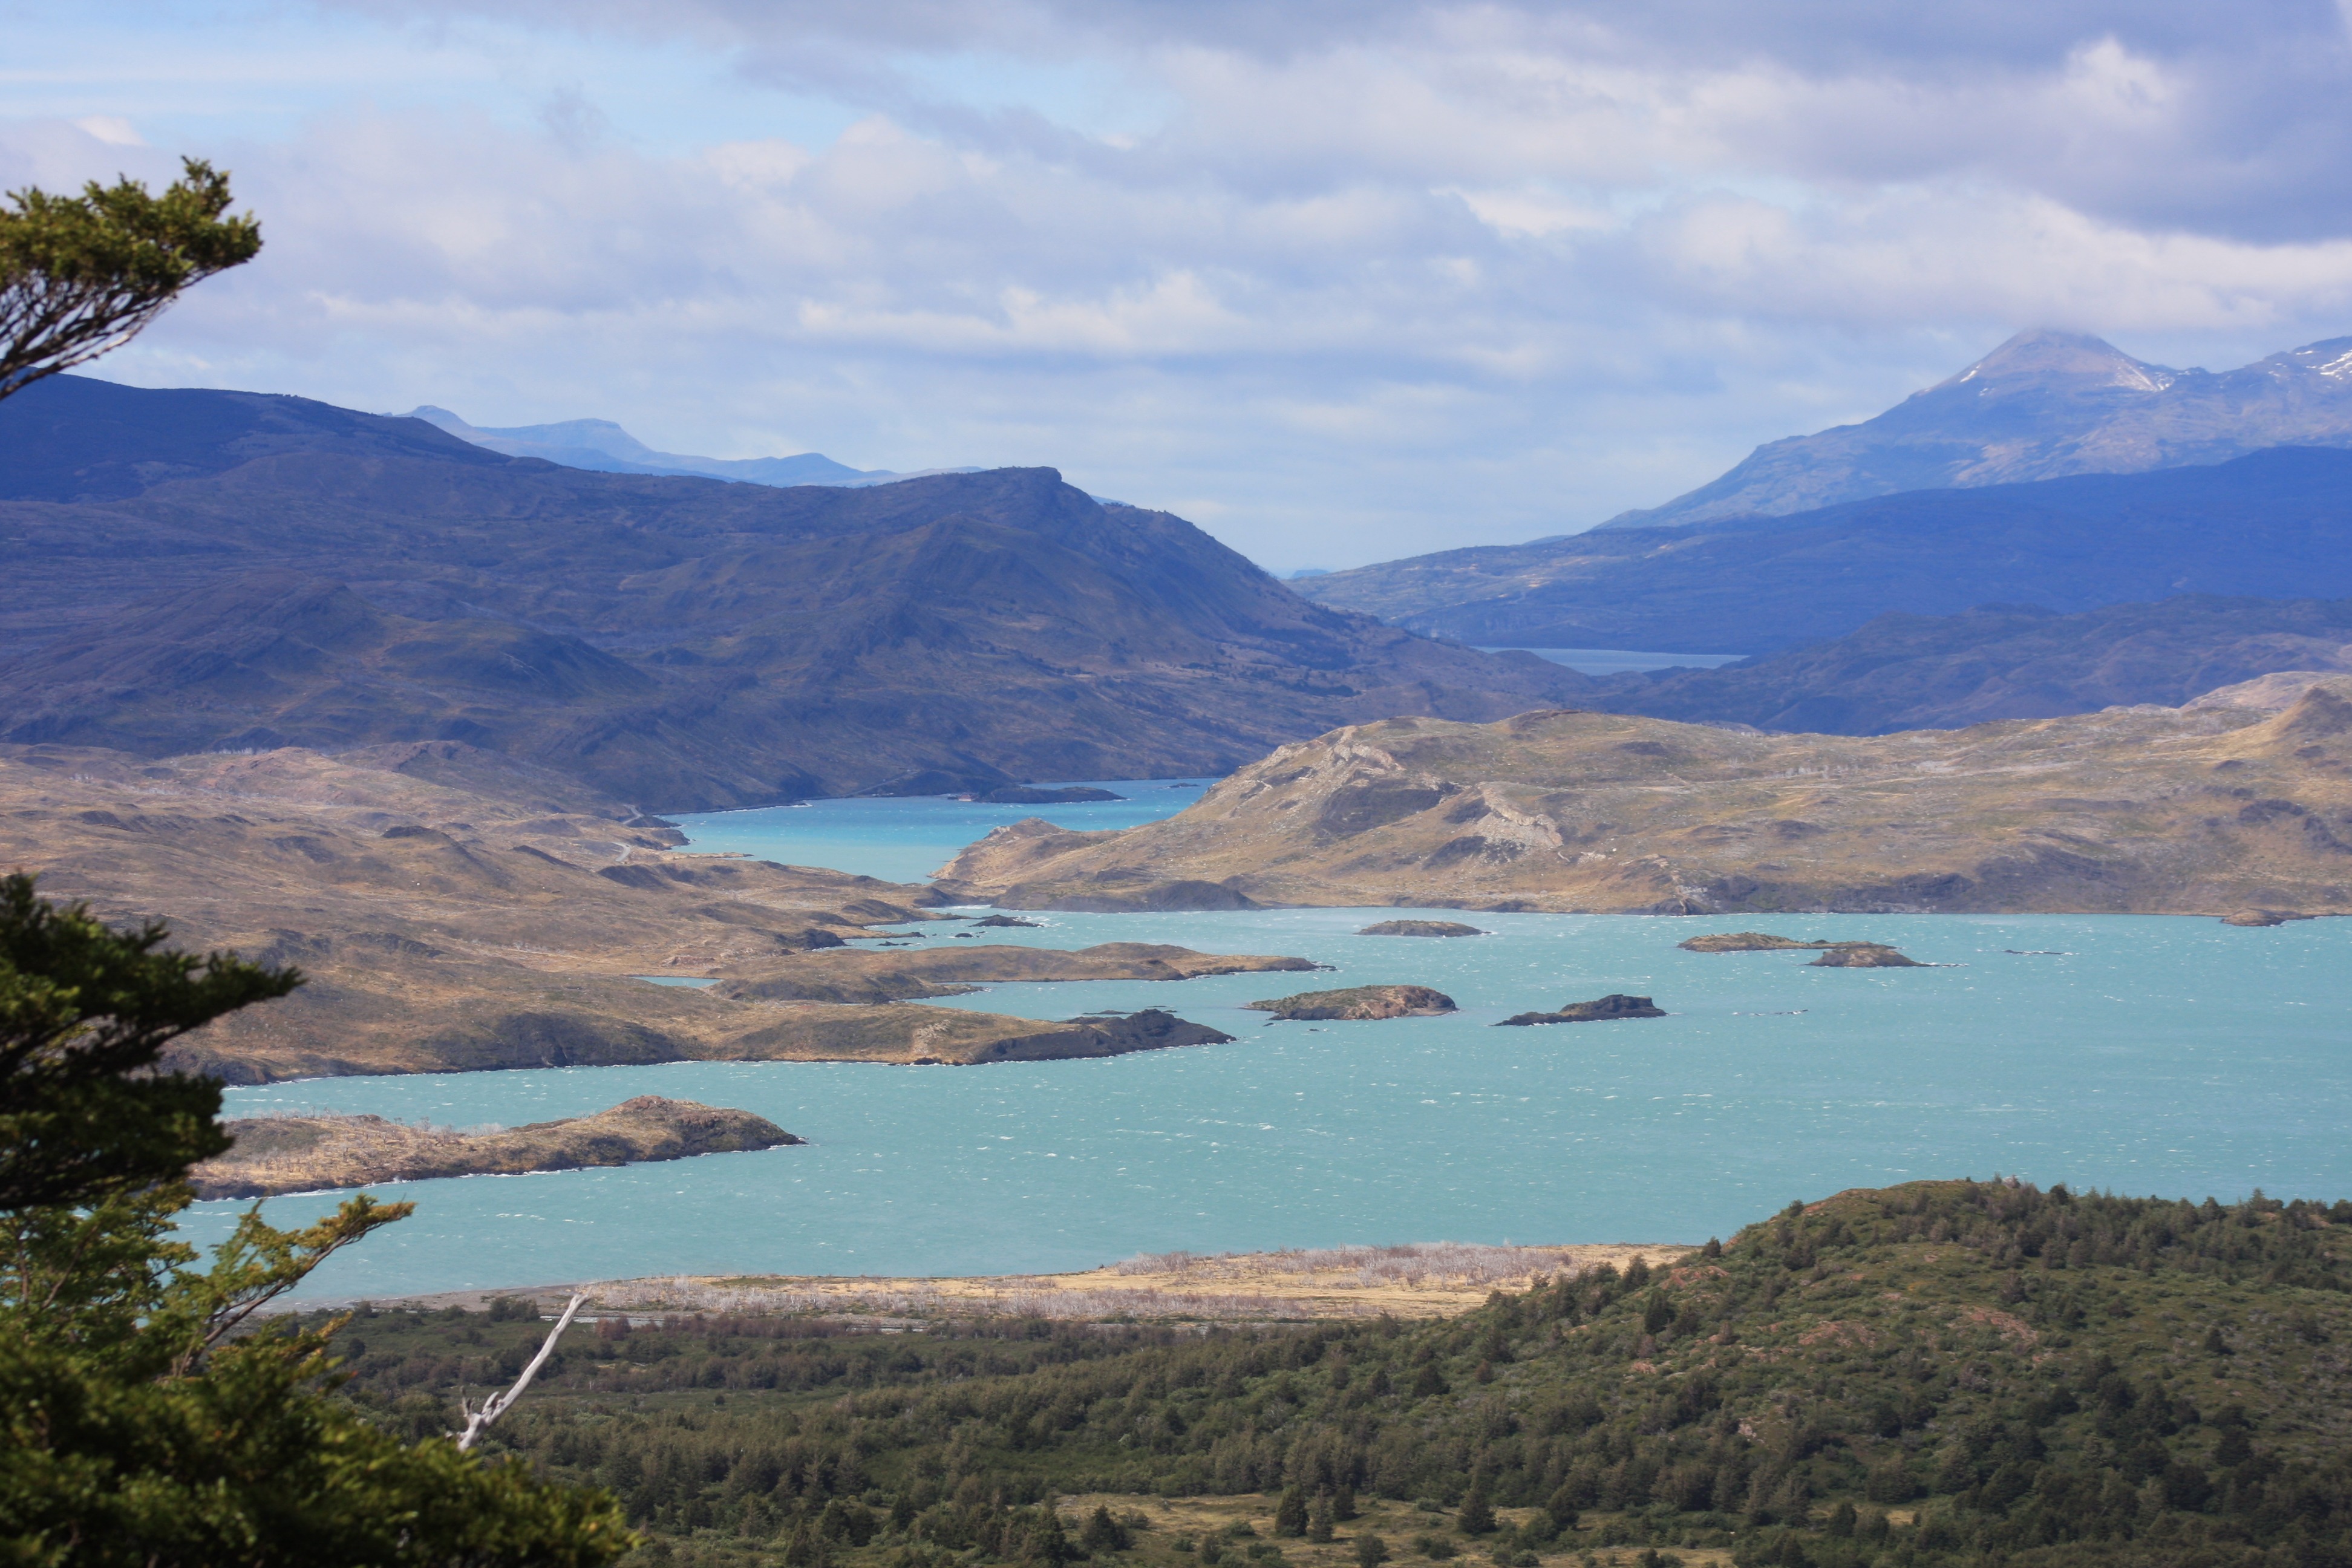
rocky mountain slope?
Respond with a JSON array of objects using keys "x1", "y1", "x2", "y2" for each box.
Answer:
[
  {"x1": 1587, "y1": 595, "x2": 2352, "y2": 734},
  {"x1": 1293, "y1": 448, "x2": 2352, "y2": 653},
  {"x1": 0, "y1": 376, "x2": 1588, "y2": 806},
  {"x1": 935, "y1": 676, "x2": 2352, "y2": 915},
  {"x1": 1610, "y1": 327, "x2": 2352, "y2": 529}
]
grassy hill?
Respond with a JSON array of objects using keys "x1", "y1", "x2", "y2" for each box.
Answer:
[
  {"x1": 318, "y1": 1178, "x2": 2352, "y2": 1568},
  {"x1": 934, "y1": 682, "x2": 2352, "y2": 916}
]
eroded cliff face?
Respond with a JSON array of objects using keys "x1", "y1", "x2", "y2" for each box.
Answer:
[{"x1": 936, "y1": 679, "x2": 2352, "y2": 916}]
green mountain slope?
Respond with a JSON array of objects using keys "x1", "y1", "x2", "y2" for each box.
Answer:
[{"x1": 327, "y1": 1179, "x2": 2352, "y2": 1568}]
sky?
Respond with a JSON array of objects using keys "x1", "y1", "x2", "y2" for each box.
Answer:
[{"x1": 9, "y1": 1, "x2": 2352, "y2": 570}]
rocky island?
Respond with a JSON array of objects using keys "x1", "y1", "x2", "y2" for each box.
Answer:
[
  {"x1": 935, "y1": 678, "x2": 2352, "y2": 915},
  {"x1": 1681, "y1": 932, "x2": 1924, "y2": 965},
  {"x1": 1356, "y1": 919, "x2": 1487, "y2": 937},
  {"x1": 194, "y1": 1096, "x2": 798, "y2": 1198},
  {"x1": 1497, "y1": 993, "x2": 1667, "y2": 1026},
  {"x1": 1806, "y1": 943, "x2": 1925, "y2": 967},
  {"x1": 1244, "y1": 984, "x2": 1457, "y2": 1021},
  {"x1": 715, "y1": 942, "x2": 1321, "y2": 1004}
]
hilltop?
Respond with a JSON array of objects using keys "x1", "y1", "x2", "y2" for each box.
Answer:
[
  {"x1": 0, "y1": 376, "x2": 1587, "y2": 806},
  {"x1": 936, "y1": 677, "x2": 2352, "y2": 915}
]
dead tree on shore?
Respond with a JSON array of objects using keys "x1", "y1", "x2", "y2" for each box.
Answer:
[{"x1": 454, "y1": 1292, "x2": 586, "y2": 1451}]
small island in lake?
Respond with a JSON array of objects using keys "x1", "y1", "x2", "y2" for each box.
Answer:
[
  {"x1": 1806, "y1": 943, "x2": 1924, "y2": 967},
  {"x1": 194, "y1": 1096, "x2": 800, "y2": 1198},
  {"x1": 1245, "y1": 984, "x2": 1457, "y2": 1021},
  {"x1": 1498, "y1": 993, "x2": 1667, "y2": 1026},
  {"x1": 1357, "y1": 920, "x2": 1487, "y2": 938},
  {"x1": 978, "y1": 785, "x2": 1125, "y2": 804},
  {"x1": 1680, "y1": 931, "x2": 1924, "y2": 965}
]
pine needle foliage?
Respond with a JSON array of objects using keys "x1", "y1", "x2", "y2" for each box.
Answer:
[{"x1": 0, "y1": 157, "x2": 261, "y2": 398}]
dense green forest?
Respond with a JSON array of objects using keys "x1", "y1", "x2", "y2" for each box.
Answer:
[{"x1": 317, "y1": 1180, "x2": 2352, "y2": 1568}]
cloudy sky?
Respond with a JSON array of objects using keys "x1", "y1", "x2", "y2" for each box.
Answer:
[{"x1": 10, "y1": 0, "x2": 2352, "y2": 569}]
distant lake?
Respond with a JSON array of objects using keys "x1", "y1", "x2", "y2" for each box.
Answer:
[
  {"x1": 190, "y1": 788, "x2": 2352, "y2": 1303},
  {"x1": 663, "y1": 779, "x2": 1216, "y2": 884},
  {"x1": 1483, "y1": 647, "x2": 1748, "y2": 675}
]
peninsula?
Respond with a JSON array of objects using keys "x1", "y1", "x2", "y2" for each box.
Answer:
[
  {"x1": 0, "y1": 742, "x2": 1250, "y2": 1080},
  {"x1": 194, "y1": 1096, "x2": 797, "y2": 1198},
  {"x1": 936, "y1": 676, "x2": 2352, "y2": 915}
]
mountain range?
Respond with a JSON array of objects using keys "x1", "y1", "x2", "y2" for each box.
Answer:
[
  {"x1": 1605, "y1": 327, "x2": 2352, "y2": 529},
  {"x1": 0, "y1": 375, "x2": 1588, "y2": 808},
  {"x1": 1296, "y1": 446, "x2": 2352, "y2": 653},
  {"x1": 405, "y1": 405, "x2": 958, "y2": 488},
  {"x1": 1584, "y1": 595, "x2": 2352, "y2": 734}
]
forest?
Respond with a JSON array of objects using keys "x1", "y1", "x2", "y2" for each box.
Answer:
[{"x1": 315, "y1": 1178, "x2": 2352, "y2": 1568}]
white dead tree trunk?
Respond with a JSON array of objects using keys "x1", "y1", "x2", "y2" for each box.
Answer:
[{"x1": 455, "y1": 1292, "x2": 586, "y2": 1452}]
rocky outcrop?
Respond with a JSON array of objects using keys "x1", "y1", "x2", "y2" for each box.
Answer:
[
  {"x1": 1498, "y1": 994, "x2": 1667, "y2": 1027},
  {"x1": 1680, "y1": 932, "x2": 1921, "y2": 965},
  {"x1": 1244, "y1": 984, "x2": 1457, "y2": 1021},
  {"x1": 2220, "y1": 909, "x2": 2316, "y2": 927},
  {"x1": 1357, "y1": 920, "x2": 1487, "y2": 938},
  {"x1": 1806, "y1": 944, "x2": 1924, "y2": 968},
  {"x1": 1679, "y1": 932, "x2": 1824, "y2": 952},
  {"x1": 195, "y1": 1097, "x2": 798, "y2": 1198}
]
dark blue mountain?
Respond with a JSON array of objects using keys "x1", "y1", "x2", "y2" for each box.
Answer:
[
  {"x1": 0, "y1": 376, "x2": 1587, "y2": 806},
  {"x1": 1296, "y1": 446, "x2": 2352, "y2": 653}
]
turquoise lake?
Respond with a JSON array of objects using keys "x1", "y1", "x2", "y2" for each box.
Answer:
[{"x1": 189, "y1": 786, "x2": 2352, "y2": 1302}]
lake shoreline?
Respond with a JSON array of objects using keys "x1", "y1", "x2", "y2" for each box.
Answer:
[{"x1": 274, "y1": 1240, "x2": 1694, "y2": 1322}]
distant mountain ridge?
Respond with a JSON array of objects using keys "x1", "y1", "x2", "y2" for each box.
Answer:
[
  {"x1": 1591, "y1": 595, "x2": 2352, "y2": 734},
  {"x1": 1293, "y1": 446, "x2": 2352, "y2": 653},
  {"x1": 1602, "y1": 327, "x2": 2352, "y2": 529},
  {"x1": 405, "y1": 405, "x2": 970, "y2": 489},
  {"x1": 0, "y1": 376, "x2": 1590, "y2": 807}
]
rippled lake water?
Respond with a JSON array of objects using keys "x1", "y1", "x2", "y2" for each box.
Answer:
[{"x1": 190, "y1": 788, "x2": 2352, "y2": 1301}]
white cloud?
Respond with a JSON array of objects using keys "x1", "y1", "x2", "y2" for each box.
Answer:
[{"x1": 8, "y1": 1, "x2": 2352, "y2": 569}]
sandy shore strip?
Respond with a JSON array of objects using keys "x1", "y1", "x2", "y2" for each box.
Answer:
[{"x1": 300, "y1": 1240, "x2": 1693, "y2": 1322}]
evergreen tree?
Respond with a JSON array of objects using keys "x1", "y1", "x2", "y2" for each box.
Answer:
[
  {"x1": 1307, "y1": 1496, "x2": 1334, "y2": 1543},
  {"x1": 1, "y1": 160, "x2": 261, "y2": 398},
  {"x1": 1274, "y1": 1485, "x2": 1310, "y2": 1538},
  {"x1": 1457, "y1": 1475, "x2": 1495, "y2": 1535},
  {"x1": 1354, "y1": 1533, "x2": 1388, "y2": 1568},
  {"x1": 0, "y1": 875, "x2": 632, "y2": 1564},
  {"x1": 1082, "y1": 1505, "x2": 1130, "y2": 1553}
]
